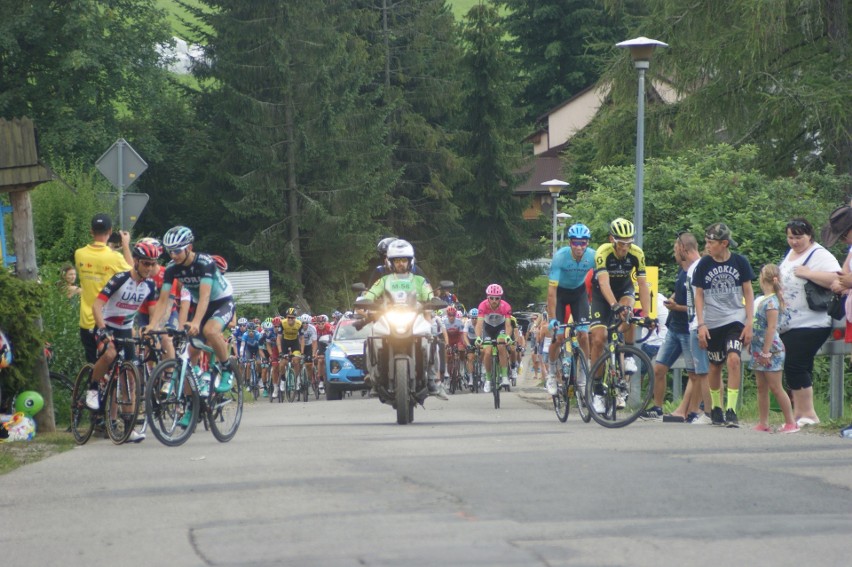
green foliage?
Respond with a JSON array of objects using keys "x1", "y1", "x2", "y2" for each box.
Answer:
[
  {"x1": 567, "y1": 144, "x2": 851, "y2": 291},
  {"x1": 0, "y1": 269, "x2": 46, "y2": 399},
  {"x1": 39, "y1": 269, "x2": 86, "y2": 379}
]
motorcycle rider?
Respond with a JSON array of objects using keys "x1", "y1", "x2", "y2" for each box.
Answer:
[{"x1": 362, "y1": 239, "x2": 448, "y2": 400}]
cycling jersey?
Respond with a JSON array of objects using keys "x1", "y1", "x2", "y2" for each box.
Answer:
[
  {"x1": 161, "y1": 253, "x2": 233, "y2": 304},
  {"x1": 279, "y1": 319, "x2": 302, "y2": 341},
  {"x1": 241, "y1": 330, "x2": 264, "y2": 349},
  {"x1": 443, "y1": 316, "x2": 465, "y2": 340},
  {"x1": 464, "y1": 319, "x2": 478, "y2": 341},
  {"x1": 262, "y1": 327, "x2": 278, "y2": 346},
  {"x1": 549, "y1": 246, "x2": 595, "y2": 290},
  {"x1": 476, "y1": 298, "x2": 512, "y2": 329},
  {"x1": 96, "y1": 271, "x2": 158, "y2": 330},
  {"x1": 593, "y1": 243, "x2": 646, "y2": 296},
  {"x1": 300, "y1": 323, "x2": 318, "y2": 345}
]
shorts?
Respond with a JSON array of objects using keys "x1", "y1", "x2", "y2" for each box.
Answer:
[
  {"x1": 654, "y1": 329, "x2": 694, "y2": 372},
  {"x1": 555, "y1": 285, "x2": 590, "y2": 331},
  {"x1": 689, "y1": 328, "x2": 710, "y2": 375},
  {"x1": 80, "y1": 327, "x2": 99, "y2": 364},
  {"x1": 281, "y1": 338, "x2": 300, "y2": 357},
  {"x1": 589, "y1": 287, "x2": 635, "y2": 329},
  {"x1": 200, "y1": 297, "x2": 236, "y2": 332},
  {"x1": 706, "y1": 321, "x2": 745, "y2": 365},
  {"x1": 105, "y1": 326, "x2": 135, "y2": 362},
  {"x1": 481, "y1": 323, "x2": 507, "y2": 343},
  {"x1": 302, "y1": 344, "x2": 314, "y2": 363}
]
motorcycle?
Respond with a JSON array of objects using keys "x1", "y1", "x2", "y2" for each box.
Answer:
[{"x1": 353, "y1": 281, "x2": 451, "y2": 424}]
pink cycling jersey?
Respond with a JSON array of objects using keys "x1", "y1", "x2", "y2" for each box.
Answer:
[{"x1": 477, "y1": 299, "x2": 512, "y2": 329}]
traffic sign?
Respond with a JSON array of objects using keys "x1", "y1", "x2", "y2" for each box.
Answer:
[
  {"x1": 97, "y1": 192, "x2": 150, "y2": 232},
  {"x1": 95, "y1": 139, "x2": 147, "y2": 189}
]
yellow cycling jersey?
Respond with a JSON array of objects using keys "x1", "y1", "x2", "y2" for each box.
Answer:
[{"x1": 279, "y1": 319, "x2": 302, "y2": 341}]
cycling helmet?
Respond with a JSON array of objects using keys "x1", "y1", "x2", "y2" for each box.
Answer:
[
  {"x1": 263, "y1": 317, "x2": 273, "y2": 325},
  {"x1": 253, "y1": 318, "x2": 261, "y2": 325},
  {"x1": 237, "y1": 317, "x2": 248, "y2": 326},
  {"x1": 285, "y1": 307, "x2": 297, "y2": 317},
  {"x1": 162, "y1": 225, "x2": 194, "y2": 251},
  {"x1": 386, "y1": 239, "x2": 414, "y2": 261},
  {"x1": 137, "y1": 237, "x2": 164, "y2": 257},
  {"x1": 485, "y1": 283, "x2": 503, "y2": 297},
  {"x1": 332, "y1": 310, "x2": 342, "y2": 319},
  {"x1": 261, "y1": 320, "x2": 273, "y2": 331},
  {"x1": 132, "y1": 240, "x2": 162, "y2": 260},
  {"x1": 377, "y1": 236, "x2": 398, "y2": 256},
  {"x1": 566, "y1": 223, "x2": 591, "y2": 240},
  {"x1": 469, "y1": 308, "x2": 478, "y2": 318},
  {"x1": 211, "y1": 255, "x2": 228, "y2": 273},
  {"x1": 446, "y1": 306, "x2": 457, "y2": 317},
  {"x1": 299, "y1": 314, "x2": 311, "y2": 324},
  {"x1": 247, "y1": 322, "x2": 257, "y2": 330},
  {"x1": 344, "y1": 310, "x2": 353, "y2": 318},
  {"x1": 318, "y1": 314, "x2": 329, "y2": 323},
  {"x1": 609, "y1": 217, "x2": 635, "y2": 239},
  {"x1": 272, "y1": 316, "x2": 282, "y2": 326}
]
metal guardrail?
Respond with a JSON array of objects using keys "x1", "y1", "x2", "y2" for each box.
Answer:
[{"x1": 667, "y1": 320, "x2": 847, "y2": 419}]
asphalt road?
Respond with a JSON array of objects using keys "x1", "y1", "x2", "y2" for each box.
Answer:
[{"x1": 3, "y1": 360, "x2": 852, "y2": 566}]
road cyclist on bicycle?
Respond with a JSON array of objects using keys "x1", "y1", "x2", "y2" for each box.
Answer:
[
  {"x1": 298, "y1": 314, "x2": 319, "y2": 394},
  {"x1": 276, "y1": 308, "x2": 304, "y2": 396},
  {"x1": 546, "y1": 222, "x2": 595, "y2": 396},
  {"x1": 474, "y1": 284, "x2": 513, "y2": 393},
  {"x1": 442, "y1": 306, "x2": 466, "y2": 389},
  {"x1": 588, "y1": 218, "x2": 656, "y2": 412},
  {"x1": 87, "y1": 239, "x2": 162, "y2": 442},
  {"x1": 143, "y1": 226, "x2": 238, "y2": 421},
  {"x1": 462, "y1": 308, "x2": 479, "y2": 388}
]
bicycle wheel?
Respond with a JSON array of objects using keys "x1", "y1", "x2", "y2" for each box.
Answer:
[
  {"x1": 250, "y1": 365, "x2": 259, "y2": 401},
  {"x1": 104, "y1": 362, "x2": 140, "y2": 445},
  {"x1": 491, "y1": 358, "x2": 500, "y2": 409},
  {"x1": 573, "y1": 348, "x2": 592, "y2": 423},
  {"x1": 145, "y1": 359, "x2": 199, "y2": 446},
  {"x1": 299, "y1": 367, "x2": 309, "y2": 402},
  {"x1": 286, "y1": 367, "x2": 297, "y2": 402},
  {"x1": 50, "y1": 371, "x2": 74, "y2": 392},
  {"x1": 553, "y1": 383, "x2": 569, "y2": 422},
  {"x1": 208, "y1": 361, "x2": 243, "y2": 442},
  {"x1": 70, "y1": 364, "x2": 96, "y2": 445},
  {"x1": 586, "y1": 345, "x2": 653, "y2": 428}
]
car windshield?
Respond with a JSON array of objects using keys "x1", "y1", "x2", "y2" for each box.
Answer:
[{"x1": 334, "y1": 320, "x2": 373, "y2": 341}]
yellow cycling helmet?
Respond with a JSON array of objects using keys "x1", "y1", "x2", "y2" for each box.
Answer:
[{"x1": 610, "y1": 217, "x2": 635, "y2": 239}]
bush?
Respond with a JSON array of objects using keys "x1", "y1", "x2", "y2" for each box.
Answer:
[{"x1": 0, "y1": 268, "x2": 46, "y2": 408}]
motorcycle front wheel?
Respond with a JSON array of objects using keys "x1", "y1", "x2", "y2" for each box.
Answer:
[{"x1": 394, "y1": 357, "x2": 414, "y2": 425}]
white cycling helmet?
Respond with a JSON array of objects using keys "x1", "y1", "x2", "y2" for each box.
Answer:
[{"x1": 299, "y1": 314, "x2": 311, "y2": 324}]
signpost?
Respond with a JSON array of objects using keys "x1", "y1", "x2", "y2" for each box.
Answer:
[{"x1": 95, "y1": 139, "x2": 148, "y2": 230}]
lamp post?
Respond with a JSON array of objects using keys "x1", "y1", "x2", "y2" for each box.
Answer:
[
  {"x1": 541, "y1": 179, "x2": 569, "y2": 257},
  {"x1": 557, "y1": 212, "x2": 572, "y2": 246},
  {"x1": 616, "y1": 36, "x2": 668, "y2": 248}
]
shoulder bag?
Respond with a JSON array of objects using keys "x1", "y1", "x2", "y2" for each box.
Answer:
[{"x1": 801, "y1": 248, "x2": 846, "y2": 320}]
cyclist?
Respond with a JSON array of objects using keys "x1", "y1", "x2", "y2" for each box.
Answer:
[
  {"x1": 589, "y1": 218, "x2": 655, "y2": 410},
  {"x1": 259, "y1": 319, "x2": 277, "y2": 395},
  {"x1": 277, "y1": 307, "x2": 304, "y2": 389},
  {"x1": 239, "y1": 322, "x2": 263, "y2": 389},
  {"x1": 145, "y1": 226, "x2": 237, "y2": 410},
  {"x1": 474, "y1": 284, "x2": 513, "y2": 392},
  {"x1": 233, "y1": 317, "x2": 248, "y2": 360},
  {"x1": 463, "y1": 307, "x2": 479, "y2": 386},
  {"x1": 545, "y1": 222, "x2": 595, "y2": 395},
  {"x1": 362, "y1": 238, "x2": 445, "y2": 399},
  {"x1": 87, "y1": 240, "x2": 161, "y2": 442},
  {"x1": 315, "y1": 314, "x2": 333, "y2": 387},
  {"x1": 299, "y1": 314, "x2": 319, "y2": 391}
]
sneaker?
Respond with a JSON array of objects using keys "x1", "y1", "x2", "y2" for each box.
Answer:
[
  {"x1": 434, "y1": 383, "x2": 449, "y2": 401},
  {"x1": 85, "y1": 389, "x2": 100, "y2": 410},
  {"x1": 710, "y1": 406, "x2": 726, "y2": 426},
  {"x1": 725, "y1": 408, "x2": 739, "y2": 428},
  {"x1": 501, "y1": 376, "x2": 510, "y2": 387},
  {"x1": 752, "y1": 424, "x2": 772, "y2": 432},
  {"x1": 796, "y1": 417, "x2": 819, "y2": 427},
  {"x1": 127, "y1": 430, "x2": 146, "y2": 443},
  {"x1": 689, "y1": 412, "x2": 712, "y2": 425},
  {"x1": 640, "y1": 406, "x2": 663, "y2": 420},
  {"x1": 616, "y1": 394, "x2": 626, "y2": 409},
  {"x1": 272, "y1": 385, "x2": 279, "y2": 398},
  {"x1": 840, "y1": 423, "x2": 852, "y2": 439},
  {"x1": 178, "y1": 410, "x2": 193, "y2": 429},
  {"x1": 214, "y1": 371, "x2": 233, "y2": 393},
  {"x1": 623, "y1": 356, "x2": 638, "y2": 374},
  {"x1": 592, "y1": 395, "x2": 606, "y2": 414},
  {"x1": 545, "y1": 377, "x2": 558, "y2": 396},
  {"x1": 483, "y1": 380, "x2": 491, "y2": 393},
  {"x1": 427, "y1": 378, "x2": 438, "y2": 394},
  {"x1": 778, "y1": 423, "x2": 800, "y2": 434}
]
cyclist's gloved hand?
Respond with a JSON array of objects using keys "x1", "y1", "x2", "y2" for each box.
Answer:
[
  {"x1": 474, "y1": 337, "x2": 483, "y2": 347},
  {"x1": 647, "y1": 317, "x2": 658, "y2": 330},
  {"x1": 548, "y1": 318, "x2": 559, "y2": 330},
  {"x1": 95, "y1": 327, "x2": 110, "y2": 342}
]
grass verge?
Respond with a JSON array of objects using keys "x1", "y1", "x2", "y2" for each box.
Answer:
[{"x1": 0, "y1": 432, "x2": 76, "y2": 476}]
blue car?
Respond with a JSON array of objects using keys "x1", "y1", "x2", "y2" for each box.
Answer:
[{"x1": 323, "y1": 319, "x2": 372, "y2": 400}]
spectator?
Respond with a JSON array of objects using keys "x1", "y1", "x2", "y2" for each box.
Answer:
[
  {"x1": 74, "y1": 214, "x2": 131, "y2": 363},
  {"x1": 825, "y1": 206, "x2": 852, "y2": 438},
  {"x1": 58, "y1": 264, "x2": 81, "y2": 299},
  {"x1": 780, "y1": 217, "x2": 842, "y2": 427},
  {"x1": 694, "y1": 222, "x2": 755, "y2": 428},
  {"x1": 750, "y1": 264, "x2": 798, "y2": 433}
]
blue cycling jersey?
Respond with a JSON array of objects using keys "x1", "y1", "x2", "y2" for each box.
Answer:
[
  {"x1": 241, "y1": 330, "x2": 263, "y2": 348},
  {"x1": 548, "y1": 246, "x2": 595, "y2": 290}
]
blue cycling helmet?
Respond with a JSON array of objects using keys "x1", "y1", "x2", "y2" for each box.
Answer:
[
  {"x1": 469, "y1": 308, "x2": 478, "y2": 318},
  {"x1": 566, "y1": 223, "x2": 591, "y2": 240}
]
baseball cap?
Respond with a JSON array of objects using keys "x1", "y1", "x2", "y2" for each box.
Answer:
[
  {"x1": 704, "y1": 222, "x2": 738, "y2": 248},
  {"x1": 91, "y1": 213, "x2": 113, "y2": 232}
]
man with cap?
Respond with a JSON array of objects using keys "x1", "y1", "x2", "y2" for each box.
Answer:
[
  {"x1": 74, "y1": 214, "x2": 132, "y2": 363},
  {"x1": 693, "y1": 222, "x2": 755, "y2": 427}
]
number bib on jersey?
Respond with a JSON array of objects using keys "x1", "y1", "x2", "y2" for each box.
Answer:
[{"x1": 385, "y1": 277, "x2": 416, "y2": 305}]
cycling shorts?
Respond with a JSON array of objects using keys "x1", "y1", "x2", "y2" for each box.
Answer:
[
  {"x1": 555, "y1": 285, "x2": 590, "y2": 330},
  {"x1": 589, "y1": 288, "x2": 635, "y2": 329},
  {"x1": 302, "y1": 344, "x2": 314, "y2": 363},
  {"x1": 281, "y1": 338, "x2": 300, "y2": 358}
]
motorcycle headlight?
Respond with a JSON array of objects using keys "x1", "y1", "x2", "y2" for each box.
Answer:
[{"x1": 386, "y1": 310, "x2": 416, "y2": 334}]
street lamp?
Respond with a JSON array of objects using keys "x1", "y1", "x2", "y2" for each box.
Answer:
[
  {"x1": 541, "y1": 178, "x2": 569, "y2": 257},
  {"x1": 616, "y1": 36, "x2": 668, "y2": 248}
]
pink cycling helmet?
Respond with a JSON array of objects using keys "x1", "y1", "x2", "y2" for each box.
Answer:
[{"x1": 485, "y1": 283, "x2": 503, "y2": 297}]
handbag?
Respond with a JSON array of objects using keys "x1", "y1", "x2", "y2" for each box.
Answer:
[{"x1": 802, "y1": 249, "x2": 846, "y2": 320}]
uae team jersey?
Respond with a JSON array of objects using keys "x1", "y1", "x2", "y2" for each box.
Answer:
[
  {"x1": 477, "y1": 299, "x2": 512, "y2": 329},
  {"x1": 161, "y1": 253, "x2": 233, "y2": 304},
  {"x1": 97, "y1": 271, "x2": 158, "y2": 330}
]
